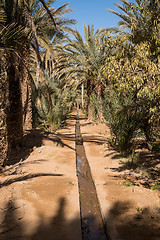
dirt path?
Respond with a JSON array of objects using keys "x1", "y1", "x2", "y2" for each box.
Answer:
[
  {"x1": 0, "y1": 111, "x2": 160, "y2": 240},
  {"x1": 79, "y1": 112, "x2": 160, "y2": 240},
  {"x1": 0, "y1": 113, "x2": 81, "y2": 240}
]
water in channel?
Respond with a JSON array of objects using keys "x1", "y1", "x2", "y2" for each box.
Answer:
[{"x1": 75, "y1": 112, "x2": 110, "y2": 240}]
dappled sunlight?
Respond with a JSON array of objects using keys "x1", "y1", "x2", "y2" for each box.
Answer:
[
  {"x1": 0, "y1": 0, "x2": 160, "y2": 239},
  {"x1": 0, "y1": 197, "x2": 159, "y2": 240}
]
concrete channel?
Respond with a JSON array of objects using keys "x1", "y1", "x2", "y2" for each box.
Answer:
[{"x1": 75, "y1": 112, "x2": 110, "y2": 240}]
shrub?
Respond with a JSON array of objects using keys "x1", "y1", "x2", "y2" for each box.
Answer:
[
  {"x1": 32, "y1": 72, "x2": 75, "y2": 130},
  {"x1": 103, "y1": 89, "x2": 139, "y2": 153}
]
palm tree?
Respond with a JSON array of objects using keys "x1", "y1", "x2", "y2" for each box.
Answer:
[
  {"x1": 107, "y1": 0, "x2": 160, "y2": 58},
  {"x1": 34, "y1": 70, "x2": 76, "y2": 130},
  {"x1": 0, "y1": 0, "x2": 75, "y2": 164},
  {"x1": 0, "y1": 1, "x2": 30, "y2": 159},
  {"x1": 56, "y1": 23, "x2": 113, "y2": 117},
  {"x1": 28, "y1": 1, "x2": 76, "y2": 113}
]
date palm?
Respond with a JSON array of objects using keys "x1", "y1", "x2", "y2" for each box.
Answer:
[
  {"x1": 0, "y1": 0, "x2": 30, "y2": 159},
  {"x1": 0, "y1": 0, "x2": 75, "y2": 164},
  {"x1": 29, "y1": 0, "x2": 76, "y2": 102},
  {"x1": 56, "y1": 23, "x2": 113, "y2": 114},
  {"x1": 107, "y1": 0, "x2": 160, "y2": 57}
]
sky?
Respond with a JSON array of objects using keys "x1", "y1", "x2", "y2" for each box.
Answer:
[{"x1": 53, "y1": 0, "x2": 123, "y2": 37}]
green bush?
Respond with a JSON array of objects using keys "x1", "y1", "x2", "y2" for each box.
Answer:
[
  {"x1": 32, "y1": 72, "x2": 75, "y2": 130},
  {"x1": 103, "y1": 89, "x2": 139, "y2": 153}
]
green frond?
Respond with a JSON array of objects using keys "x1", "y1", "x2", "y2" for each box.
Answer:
[
  {"x1": 52, "y1": 3, "x2": 69, "y2": 15},
  {"x1": 0, "y1": 8, "x2": 7, "y2": 23}
]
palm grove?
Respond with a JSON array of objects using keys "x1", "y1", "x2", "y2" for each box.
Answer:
[{"x1": 0, "y1": 0, "x2": 160, "y2": 166}]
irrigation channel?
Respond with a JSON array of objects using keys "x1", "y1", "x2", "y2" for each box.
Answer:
[{"x1": 75, "y1": 112, "x2": 110, "y2": 240}]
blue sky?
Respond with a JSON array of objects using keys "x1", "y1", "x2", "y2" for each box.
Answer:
[{"x1": 53, "y1": 0, "x2": 123, "y2": 36}]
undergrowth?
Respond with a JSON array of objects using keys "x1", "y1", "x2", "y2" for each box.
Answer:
[{"x1": 32, "y1": 72, "x2": 76, "y2": 131}]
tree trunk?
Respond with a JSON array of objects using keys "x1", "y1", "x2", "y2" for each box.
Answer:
[
  {"x1": 20, "y1": 45, "x2": 32, "y2": 130},
  {"x1": 0, "y1": 68, "x2": 7, "y2": 166},
  {"x1": 81, "y1": 83, "x2": 84, "y2": 108},
  {"x1": 6, "y1": 53, "x2": 23, "y2": 162}
]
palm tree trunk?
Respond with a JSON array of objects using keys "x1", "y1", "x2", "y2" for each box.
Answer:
[
  {"x1": 81, "y1": 83, "x2": 84, "y2": 108},
  {"x1": 6, "y1": 53, "x2": 23, "y2": 160},
  {"x1": 20, "y1": 44, "x2": 32, "y2": 130},
  {"x1": 0, "y1": 69, "x2": 7, "y2": 166}
]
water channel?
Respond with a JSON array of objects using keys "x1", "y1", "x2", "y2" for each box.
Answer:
[{"x1": 75, "y1": 112, "x2": 110, "y2": 240}]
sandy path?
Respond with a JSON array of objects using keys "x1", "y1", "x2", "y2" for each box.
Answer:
[
  {"x1": 0, "y1": 111, "x2": 160, "y2": 240},
  {"x1": 0, "y1": 113, "x2": 82, "y2": 240},
  {"x1": 79, "y1": 112, "x2": 160, "y2": 240}
]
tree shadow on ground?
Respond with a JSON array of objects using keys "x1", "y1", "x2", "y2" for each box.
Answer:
[
  {"x1": 8, "y1": 129, "x2": 108, "y2": 167},
  {"x1": 82, "y1": 133, "x2": 108, "y2": 145},
  {"x1": 78, "y1": 115, "x2": 88, "y2": 121},
  {"x1": 103, "y1": 137, "x2": 160, "y2": 187},
  {"x1": 0, "y1": 172, "x2": 63, "y2": 188},
  {"x1": 6, "y1": 128, "x2": 76, "y2": 166},
  {"x1": 6, "y1": 112, "x2": 107, "y2": 166},
  {"x1": 66, "y1": 121, "x2": 92, "y2": 128},
  {"x1": 6, "y1": 129, "x2": 45, "y2": 166},
  {"x1": 80, "y1": 122, "x2": 92, "y2": 127},
  {"x1": 109, "y1": 149, "x2": 160, "y2": 183},
  {"x1": 107, "y1": 200, "x2": 160, "y2": 240},
  {"x1": 62, "y1": 113, "x2": 87, "y2": 124},
  {"x1": 0, "y1": 197, "x2": 81, "y2": 240},
  {"x1": 0, "y1": 198, "x2": 160, "y2": 240},
  {"x1": 3, "y1": 159, "x2": 47, "y2": 175}
]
